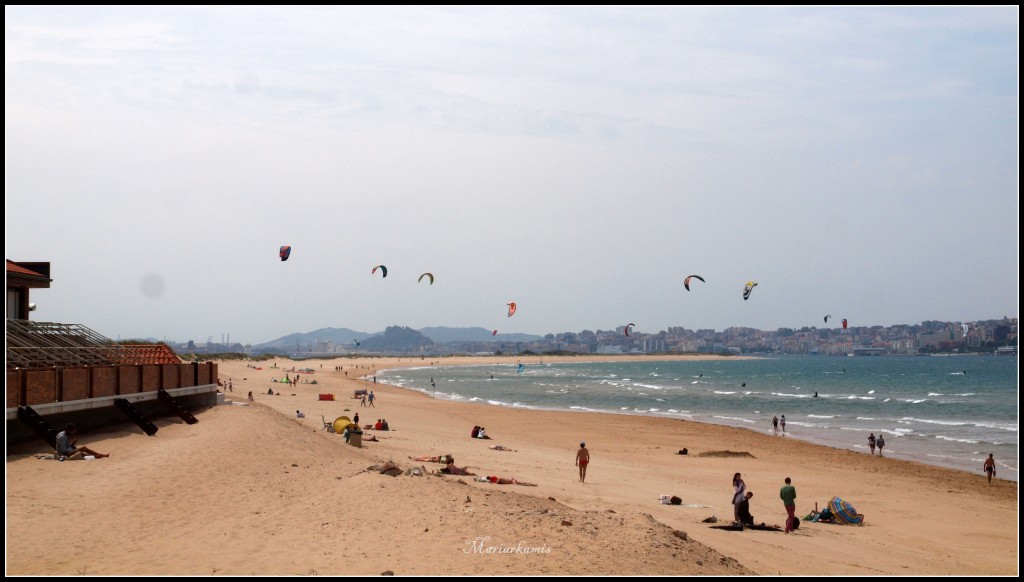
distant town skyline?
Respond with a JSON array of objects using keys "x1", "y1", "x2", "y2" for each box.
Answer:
[{"x1": 6, "y1": 7, "x2": 1018, "y2": 342}]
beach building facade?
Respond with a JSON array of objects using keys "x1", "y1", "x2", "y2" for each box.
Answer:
[{"x1": 6, "y1": 259, "x2": 218, "y2": 445}]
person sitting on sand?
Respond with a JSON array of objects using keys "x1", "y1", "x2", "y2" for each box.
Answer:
[
  {"x1": 296, "y1": 410, "x2": 305, "y2": 419},
  {"x1": 477, "y1": 475, "x2": 537, "y2": 486},
  {"x1": 55, "y1": 424, "x2": 109, "y2": 460},
  {"x1": 374, "y1": 419, "x2": 383, "y2": 430},
  {"x1": 476, "y1": 427, "x2": 490, "y2": 439},
  {"x1": 471, "y1": 426, "x2": 480, "y2": 438},
  {"x1": 380, "y1": 419, "x2": 390, "y2": 431}
]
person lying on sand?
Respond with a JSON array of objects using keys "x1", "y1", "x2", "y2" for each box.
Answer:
[
  {"x1": 475, "y1": 475, "x2": 537, "y2": 486},
  {"x1": 410, "y1": 454, "x2": 455, "y2": 463},
  {"x1": 489, "y1": 445, "x2": 516, "y2": 452},
  {"x1": 438, "y1": 460, "x2": 476, "y2": 476}
]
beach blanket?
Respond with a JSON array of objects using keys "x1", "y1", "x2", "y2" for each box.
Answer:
[{"x1": 828, "y1": 496, "x2": 865, "y2": 525}]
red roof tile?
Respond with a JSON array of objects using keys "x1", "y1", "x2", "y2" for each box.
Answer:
[{"x1": 6, "y1": 260, "x2": 47, "y2": 278}]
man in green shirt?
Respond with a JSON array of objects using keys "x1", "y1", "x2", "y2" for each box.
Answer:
[{"x1": 780, "y1": 477, "x2": 797, "y2": 533}]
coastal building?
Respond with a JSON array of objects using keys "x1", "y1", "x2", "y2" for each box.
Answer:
[
  {"x1": 6, "y1": 260, "x2": 50, "y2": 320},
  {"x1": 6, "y1": 260, "x2": 218, "y2": 446}
]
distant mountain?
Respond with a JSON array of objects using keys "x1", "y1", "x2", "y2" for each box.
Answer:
[
  {"x1": 254, "y1": 327, "x2": 373, "y2": 350},
  {"x1": 418, "y1": 326, "x2": 542, "y2": 344},
  {"x1": 254, "y1": 326, "x2": 543, "y2": 351},
  {"x1": 359, "y1": 326, "x2": 433, "y2": 352}
]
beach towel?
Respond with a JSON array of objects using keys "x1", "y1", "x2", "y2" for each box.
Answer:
[{"x1": 828, "y1": 496, "x2": 865, "y2": 525}]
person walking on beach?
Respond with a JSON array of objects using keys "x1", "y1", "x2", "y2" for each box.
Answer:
[
  {"x1": 780, "y1": 415, "x2": 787, "y2": 434},
  {"x1": 876, "y1": 434, "x2": 885, "y2": 456},
  {"x1": 576, "y1": 442, "x2": 590, "y2": 483},
  {"x1": 360, "y1": 393, "x2": 367, "y2": 407},
  {"x1": 984, "y1": 454, "x2": 996, "y2": 484},
  {"x1": 368, "y1": 391, "x2": 376, "y2": 407},
  {"x1": 868, "y1": 433, "x2": 876, "y2": 455},
  {"x1": 771, "y1": 415, "x2": 779, "y2": 435},
  {"x1": 732, "y1": 473, "x2": 746, "y2": 523},
  {"x1": 780, "y1": 477, "x2": 797, "y2": 533}
]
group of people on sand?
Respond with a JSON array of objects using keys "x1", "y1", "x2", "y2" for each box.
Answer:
[
  {"x1": 771, "y1": 415, "x2": 787, "y2": 435},
  {"x1": 368, "y1": 418, "x2": 390, "y2": 431},
  {"x1": 470, "y1": 426, "x2": 490, "y2": 439},
  {"x1": 731, "y1": 472, "x2": 799, "y2": 532},
  {"x1": 867, "y1": 432, "x2": 886, "y2": 455}
]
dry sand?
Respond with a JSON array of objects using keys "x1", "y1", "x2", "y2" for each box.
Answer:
[{"x1": 5, "y1": 355, "x2": 1017, "y2": 576}]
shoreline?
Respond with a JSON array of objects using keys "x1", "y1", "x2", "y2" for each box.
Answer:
[{"x1": 371, "y1": 356, "x2": 1017, "y2": 482}]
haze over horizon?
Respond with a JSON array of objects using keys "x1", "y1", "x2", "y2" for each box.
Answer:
[{"x1": 6, "y1": 7, "x2": 1018, "y2": 345}]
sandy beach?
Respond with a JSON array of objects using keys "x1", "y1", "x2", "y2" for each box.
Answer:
[{"x1": 5, "y1": 355, "x2": 1017, "y2": 576}]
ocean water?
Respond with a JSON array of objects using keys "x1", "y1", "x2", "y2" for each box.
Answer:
[{"x1": 379, "y1": 356, "x2": 1018, "y2": 480}]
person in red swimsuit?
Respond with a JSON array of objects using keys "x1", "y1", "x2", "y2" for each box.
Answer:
[{"x1": 576, "y1": 442, "x2": 590, "y2": 483}]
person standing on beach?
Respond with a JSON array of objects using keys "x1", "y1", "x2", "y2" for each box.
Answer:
[
  {"x1": 368, "y1": 391, "x2": 376, "y2": 407},
  {"x1": 771, "y1": 415, "x2": 779, "y2": 435},
  {"x1": 576, "y1": 442, "x2": 590, "y2": 483},
  {"x1": 360, "y1": 393, "x2": 367, "y2": 407},
  {"x1": 780, "y1": 415, "x2": 787, "y2": 434},
  {"x1": 876, "y1": 434, "x2": 885, "y2": 456},
  {"x1": 984, "y1": 454, "x2": 996, "y2": 484},
  {"x1": 732, "y1": 473, "x2": 746, "y2": 522},
  {"x1": 780, "y1": 477, "x2": 797, "y2": 533},
  {"x1": 868, "y1": 433, "x2": 876, "y2": 455}
]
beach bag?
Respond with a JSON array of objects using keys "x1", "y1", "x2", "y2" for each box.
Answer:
[
  {"x1": 789, "y1": 516, "x2": 800, "y2": 530},
  {"x1": 670, "y1": 496, "x2": 683, "y2": 505}
]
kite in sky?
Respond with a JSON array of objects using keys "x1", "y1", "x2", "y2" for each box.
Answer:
[
  {"x1": 624, "y1": 323, "x2": 635, "y2": 337},
  {"x1": 824, "y1": 314, "x2": 832, "y2": 324},
  {"x1": 683, "y1": 275, "x2": 705, "y2": 292},
  {"x1": 418, "y1": 272, "x2": 434, "y2": 285},
  {"x1": 743, "y1": 281, "x2": 758, "y2": 301},
  {"x1": 507, "y1": 302, "x2": 517, "y2": 317},
  {"x1": 279, "y1": 246, "x2": 291, "y2": 261},
  {"x1": 372, "y1": 265, "x2": 388, "y2": 278}
]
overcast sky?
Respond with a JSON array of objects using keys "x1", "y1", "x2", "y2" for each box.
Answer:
[{"x1": 5, "y1": 6, "x2": 1018, "y2": 344}]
